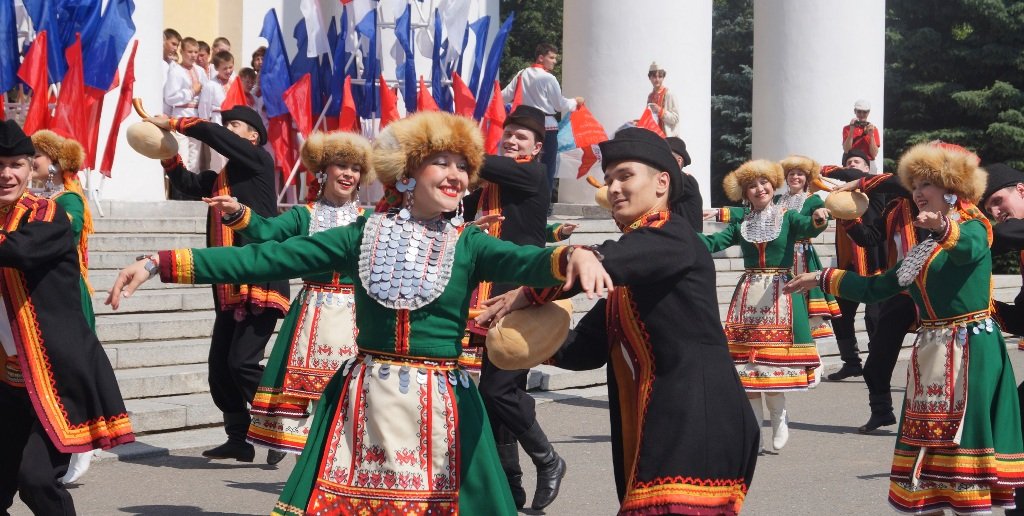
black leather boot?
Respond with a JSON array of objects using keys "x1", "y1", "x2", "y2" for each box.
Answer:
[
  {"x1": 518, "y1": 421, "x2": 566, "y2": 510},
  {"x1": 203, "y1": 412, "x2": 255, "y2": 462},
  {"x1": 858, "y1": 412, "x2": 897, "y2": 433},
  {"x1": 496, "y1": 443, "x2": 526, "y2": 509},
  {"x1": 827, "y1": 339, "x2": 863, "y2": 381}
]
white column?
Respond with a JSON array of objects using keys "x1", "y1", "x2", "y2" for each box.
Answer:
[
  {"x1": 561, "y1": 0, "x2": 713, "y2": 206},
  {"x1": 751, "y1": 0, "x2": 885, "y2": 167},
  {"x1": 99, "y1": 0, "x2": 166, "y2": 201}
]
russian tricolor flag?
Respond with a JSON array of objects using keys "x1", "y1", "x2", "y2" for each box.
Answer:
[{"x1": 555, "y1": 105, "x2": 607, "y2": 181}]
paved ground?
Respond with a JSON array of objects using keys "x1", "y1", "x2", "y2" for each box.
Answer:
[{"x1": 10, "y1": 350, "x2": 1024, "y2": 515}]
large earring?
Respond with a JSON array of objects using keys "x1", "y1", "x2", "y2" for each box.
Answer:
[
  {"x1": 396, "y1": 176, "x2": 416, "y2": 220},
  {"x1": 44, "y1": 164, "x2": 57, "y2": 193},
  {"x1": 450, "y1": 198, "x2": 464, "y2": 226},
  {"x1": 315, "y1": 170, "x2": 327, "y2": 199},
  {"x1": 943, "y1": 192, "x2": 958, "y2": 206}
]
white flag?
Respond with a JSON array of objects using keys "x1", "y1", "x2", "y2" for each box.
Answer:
[{"x1": 300, "y1": 0, "x2": 331, "y2": 57}]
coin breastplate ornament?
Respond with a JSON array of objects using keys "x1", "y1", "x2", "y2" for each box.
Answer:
[
  {"x1": 358, "y1": 212, "x2": 459, "y2": 310},
  {"x1": 741, "y1": 203, "x2": 784, "y2": 243},
  {"x1": 897, "y1": 239, "x2": 939, "y2": 287},
  {"x1": 309, "y1": 199, "x2": 360, "y2": 235}
]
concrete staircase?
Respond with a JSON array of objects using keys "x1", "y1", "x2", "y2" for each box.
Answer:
[{"x1": 89, "y1": 201, "x2": 1022, "y2": 438}]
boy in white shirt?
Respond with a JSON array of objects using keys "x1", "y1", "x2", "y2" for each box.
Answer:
[
  {"x1": 199, "y1": 51, "x2": 235, "y2": 171},
  {"x1": 164, "y1": 37, "x2": 207, "y2": 194}
]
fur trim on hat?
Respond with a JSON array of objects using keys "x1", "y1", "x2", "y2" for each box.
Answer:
[
  {"x1": 300, "y1": 131, "x2": 375, "y2": 185},
  {"x1": 897, "y1": 143, "x2": 987, "y2": 204},
  {"x1": 779, "y1": 155, "x2": 821, "y2": 187},
  {"x1": 723, "y1": 159, "x2": 785, "y2": 203},
  {"x1": 31, "y1": 130, "x2": 84, "y2": 173},
  {"x1": 372, "y1": 112, "x2": 484, "y2": 187}
]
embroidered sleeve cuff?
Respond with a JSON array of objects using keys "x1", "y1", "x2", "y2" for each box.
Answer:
[
  {"x1": 819, "y1": 268, "x2": 846, "y2": 296},
  {"x1": 525, "y1": 287, "x2": 562, "y2": 305},
  {"x1": 223, "y1": 205, "x2": 251, "y2": 230},
  {"x1": 859, "y1": 174, "x2": 892, "y2": 194},
  {"x1": 158, "y1": 249, "x2": 196, "y2": 284},
  {"x1": 718, "y1": 208, "x2": 730, "y2": 223},
  {"x1": 170, "y1": 117, "x2": 202, "y2": 134},
  {"x1": 551, "y1": 246, "x2": 570, "y2": 282},
  {"x1": 161, "y1": 154, "x2": 183, "y2": 172},
  {"x1": 548, "y1": 224, "x2": 563, "y2": 242},
  {"x1": 936, "y1": 216, "x2": 960, "y2": 251}
]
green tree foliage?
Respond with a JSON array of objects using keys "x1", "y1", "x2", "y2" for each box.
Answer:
[
  {"x1": 885, "y1": 0, "x2": 1024, "y2": 172},
  {"x1": 499, "y1": 0, "x2": 564, "y2": 82},
  {"x1": 710, "y1": 0, "x2": 754, "y2": 206}
]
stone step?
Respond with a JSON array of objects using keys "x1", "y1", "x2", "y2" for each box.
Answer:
[
  {"x1": 96, "y1": 311, "x2": 219, "y2": 343},
  {"x1": 114, "y1": 363, "x2": 209, "y2": 399},
  {"x1": 105, "y1": 338, "x2": 213, "y2": 370},
  {"x1": 92, "y1": 287, "x2": 213, "y2": 315},
  {"x1": 97, "y1": 200, "x2": 208, "y2": 218},
  {"x1": 93, "y1": 217, "x2": 206, "y2": 235},
  {"x1": 89, "y1": 233, "x2": 207, "y2": 252},
  {"x1": 125, "y1": 393, "x2": 221, "y2": 434}
]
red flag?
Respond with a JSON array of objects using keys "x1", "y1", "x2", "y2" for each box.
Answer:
[
  {"x1": 80, "y1": 88, "x2": 105, "y2": 169},
  {"x1": 338, "y1": 75, "x2": 360, "y2": 133},
  {"x1": 0, "y1": 95, "x2": 5, "y2": 121},
  {"x1": 481, "y1": 80, "x2": 506, "y2": 154},
  {"x1": 51, "y1": 35, "x2": 97, "y2": 166},
  {"x1": 510, "y1": 75, "x2": 523, "y2": 110},
  {"x1": 283, "y1": 73, "x2": 313, "y2": 138},
  {"x1": 636, "y1": 106, "x2": 665, "y2": 138},
  {"x1": 17, "y1": 31, "x2": 49, "y2": 134},
  {"x1": 560, "y1": 105, "x2": 608, "y2": 179},
  {"x1": 451, "y1": 72, "x2": 475, "y2": 118},
  {"x1": 268, "y1": 114, "x2": 297, "y2": 185},
  {"x1": 379, "y1": 74, "x2": 400, "y2": 129},
  {"x1": 99, "y1": 40, "x2": 137, "y2": 177},
  {"x1": 221, "y1": 76, "x2": 249, "y2": 112},
  {"x1": 417, "y1": 76, "x2": 439, "y2": 112}
]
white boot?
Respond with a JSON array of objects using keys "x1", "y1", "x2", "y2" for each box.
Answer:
[
  {"x1": 765, "y1": 393, "x2": 789, "y2": 451},
  {"x1": 748, "y1": 394, "x2": 765, "y2": 453},
  {"x1": 61, "y1": 450, "x2": 94, "y2": 484}
]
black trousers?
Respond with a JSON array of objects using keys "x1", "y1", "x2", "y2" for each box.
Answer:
[
  {"x1": 0, "y1": 382, "x2": 75, "y2": 516},
  {"x1": 479, "y1": 352, "x2": 536, "y2": 445},
  {"x1": 832, "y1": 297, "x2": 881, "y2": 367},
  {"x1": 541, "y1": 129, "x2": 559, "y2": 193},
  {"x1": 208, "y1": 308, "x2": 279, "y2": 439},
  {"x1": 862, "y1": 294, "x2": 917, "y2": 416}
]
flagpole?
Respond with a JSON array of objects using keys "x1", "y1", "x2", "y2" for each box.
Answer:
[{"x1": 276, "y1": 97, "x2": 334, "y2": 204}]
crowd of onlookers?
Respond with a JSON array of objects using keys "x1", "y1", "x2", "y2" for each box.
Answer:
[{"x1": 160, "y1": 28, "x2": 265, "y2": 199}]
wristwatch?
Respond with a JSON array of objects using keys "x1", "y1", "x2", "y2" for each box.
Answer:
[{"x1": 135, "y1": 254, "x2": 159, "y2": 279}]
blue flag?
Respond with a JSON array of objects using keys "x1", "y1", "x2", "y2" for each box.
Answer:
[
  {"x1": 0, "y1": 0, "x2": 17, "y2": 92},
  {"x1": 358, "y1": 10, "x2": 378, "y2": 118},
  {"x1": 57, "y1": 0, "x2": 101, "y2": 51},
  {"x1": 473, "y1": 12, "x2": 514, "y2": 120},
  {"x1": 394, "y1": 3, "x2": 416, "y2": 113},
  {"x1": 258, "y1": 8, "x2": 292, "y2": 118},
  {"x1": 466, "y1": 16, "x2": 489, "y2": 96},
  {"x1": 430, "y1": 9, "x2": 452, "y2": 112},
  {"x1": 291, "y1": 18, "x2": 325, "y2": 115},
  {"x1": 24, "y1": 0, "x2": 65, "y2": 83},
  {"x1": 82, "y1": 0, "x2": 135, "y2": 91},
  {"x1": 326, "y1": 16, "x2": 338, "y2": 53}
]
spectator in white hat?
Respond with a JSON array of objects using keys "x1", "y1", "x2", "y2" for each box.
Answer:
[{"x1": 842, "y1": 99, "x2": 880, "y2": 167}]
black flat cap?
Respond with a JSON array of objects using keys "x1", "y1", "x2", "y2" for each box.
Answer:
[
  {"x1": 842, "y1": 149, "x2": 870, "y2": 166},
  {"x1": 665, "y1": 136, "x2": 691, "y2": 168},
  {"x1": 504, "y1": 105, "x2": 546, "y2": 140},
  {"x1": 599, "y1": 127, "x2": 684, "y2": 205},
  {"x1": 0, "y1": 120, "x2": 35, "y2": 157},
  {"x1": 981, "y1": 163, "x2": 1024, "y2": 206},
  {"x1": 222, "y1": 106, "x2": 267, "y2": 146}
]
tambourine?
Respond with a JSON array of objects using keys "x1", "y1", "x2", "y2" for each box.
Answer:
[
  {"x1": 125, "y1": 98, "x2": 179, "y2": 160},
  {"x1": 811, "y1": 176, "x2": 869, "y2": 220},
  {"x1": 585, "y1": 176, "x2": 612, "y2": 210},
  {"x1": 485, "y1": 299, "x2": 574, "y2": 370}
]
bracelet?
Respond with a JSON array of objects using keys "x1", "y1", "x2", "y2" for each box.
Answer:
[
  {"x1": 222, "y1": 204, "x2": 247, "y2": 223},
  {"x1": 582, "y1": 245, "x2": 604, "y2": 261},
  {"x1": 135, "y1": 254, "x2": 159, "y2": 279}
]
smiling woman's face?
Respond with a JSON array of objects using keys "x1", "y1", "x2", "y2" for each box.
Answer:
[{"x1": 408, "y1": 152, "x2": 469, "y2": 218}]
